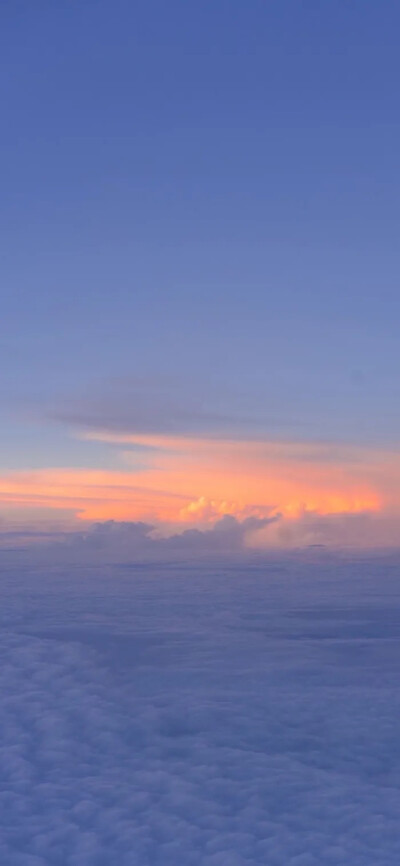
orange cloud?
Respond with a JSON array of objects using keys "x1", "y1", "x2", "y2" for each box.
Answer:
[{"x1": 0, "y1": 433, "x2": 395, "y2": 543}]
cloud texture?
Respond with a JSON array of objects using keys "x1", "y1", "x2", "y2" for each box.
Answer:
[{"x1": 0, "y1": 557, "x2": 400, "y2": 863}]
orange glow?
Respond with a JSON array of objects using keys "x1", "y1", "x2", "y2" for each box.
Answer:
[{"x1": 0, "y1": 433, "x2": 391, "y2": 534}]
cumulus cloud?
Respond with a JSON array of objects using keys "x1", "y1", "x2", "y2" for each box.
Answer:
[
  {"x1": 179, "y1": 496, "x2": 274, "y2": 524},
  {"x1": 0, "y1": 515, "x2": 274, "y2": 565},
  {"x1": 3, "y1": 507, "x2": 400, "y2": 567},
  {"x1": 0, "y1": 558, "x2": 400, "y2": 863},
  {"x1": 247, "y1": 509, "x2": 400, "y2": 550}
]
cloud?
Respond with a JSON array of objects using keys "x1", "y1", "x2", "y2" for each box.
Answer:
[
  {"x1": 0, "y1": 515, "x2": 274, "y2": 564},
  {"x1": 50, "y1": 377, "x2": 269, "y2": 439},
  {"x1": 0, "y1": 435, "x2": 388, "y2": 527},
  {"x1": 247, "y1": 509, "x2": 400, "y2": 550},
  {"x1": 3, "y1": 414, "x2": 400, "y2": 549},
  {"x1": 0, "y1": 558, "x2": 400, "y2": 863},
  {"x1": 162, "y1": 514, "x2": 276, "y2": 553},
  {"x1": 2, "y1": 508, "x2": 400, "y2": 566}
]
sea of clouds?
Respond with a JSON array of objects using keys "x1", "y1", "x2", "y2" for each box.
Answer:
[{"x1": 0, "y1": 552, "x2": 399, "y2": 864}]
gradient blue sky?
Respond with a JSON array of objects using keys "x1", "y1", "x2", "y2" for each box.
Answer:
[{"x1": 1, "y1": 1, "x2": 400, "y2": 540}]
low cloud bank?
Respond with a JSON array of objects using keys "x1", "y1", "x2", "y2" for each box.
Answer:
[
  {"x1": 2, "y1": 506, "x2": 400, "y2": 566},
  {"x1": 0, "y1": 515, "x2": 274, "y2": 564}
]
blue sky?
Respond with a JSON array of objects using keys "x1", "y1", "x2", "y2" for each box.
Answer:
[{"x1": 1, "y1": 1, "x2": 400, "y2": 539}]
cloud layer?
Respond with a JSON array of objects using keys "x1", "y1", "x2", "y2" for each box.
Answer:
[{"x1": 0, "y1": 558, "x2": 400, "y2": 863}]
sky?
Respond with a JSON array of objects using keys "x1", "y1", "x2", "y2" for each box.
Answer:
[
  {"x1": 2, "y1": 9, "x2": 400, "y2": 861},
  {"x1": 2, "y1": 0, "x2": 400, "y2": 549}
]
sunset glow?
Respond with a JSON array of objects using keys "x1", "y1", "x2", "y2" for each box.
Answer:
[{"x1": 0, "y1": 433, "x2": 393, "y2": 542}]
